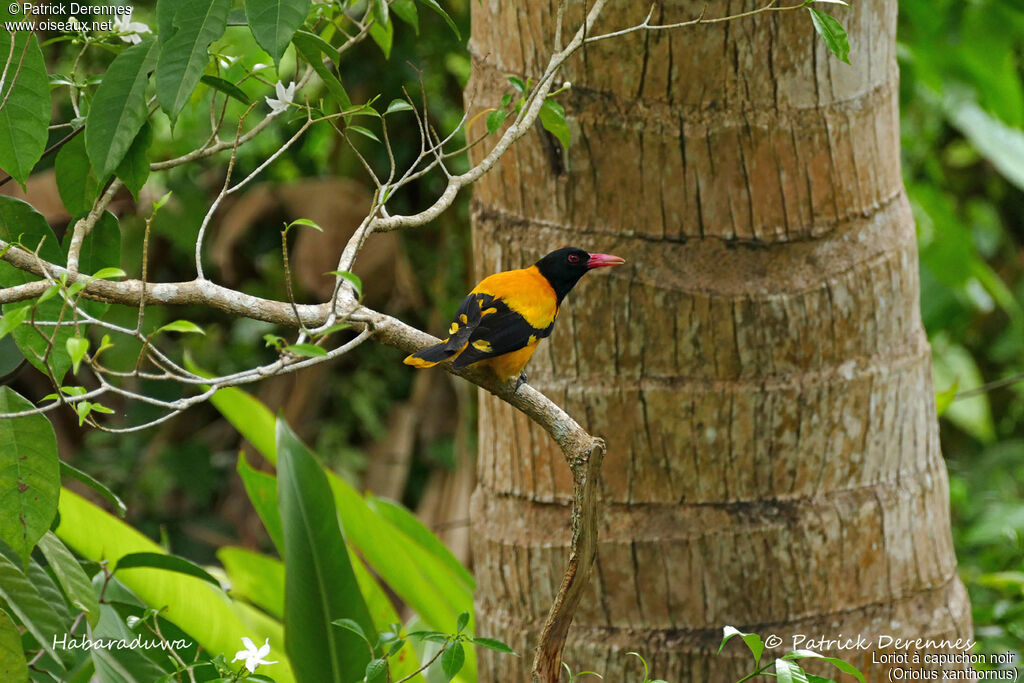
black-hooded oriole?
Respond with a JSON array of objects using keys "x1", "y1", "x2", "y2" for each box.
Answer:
[{"x1": 404, "y1": 247, "x2": 625, "y2": 381}]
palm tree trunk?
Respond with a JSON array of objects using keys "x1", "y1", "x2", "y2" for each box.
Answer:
[{"x1": 466, "y1": 1, "x2": 973, "y2": 680}]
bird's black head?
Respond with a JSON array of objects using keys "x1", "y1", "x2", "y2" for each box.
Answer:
[{"x1": 534, "y1": 247, "x2": 625, "y2": 304}]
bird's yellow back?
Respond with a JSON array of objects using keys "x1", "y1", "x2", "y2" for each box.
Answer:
[{"x1": 471, "y1": 265, "x2": 558, "y2": 330}]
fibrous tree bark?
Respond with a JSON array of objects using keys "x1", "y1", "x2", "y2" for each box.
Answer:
[{"x1": 467, "y1": 1, "x2": 973, "y2": 680}]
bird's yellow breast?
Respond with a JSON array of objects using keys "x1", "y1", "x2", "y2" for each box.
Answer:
[{"x1": 471, "y1": 265, "x2": 558, "y2": 329}]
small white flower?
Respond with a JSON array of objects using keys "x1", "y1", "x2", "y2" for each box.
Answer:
[
  {"x1": 112, "y1": 11, "x2": 152, "y2": 44},
  {"x1": 562, "y1": 81, "x2": 572, "y2": 90},
  {"x1": 232, "y1": 637, "x2": 278, "y2": 673},
  {"x1": 265, "y1": 80, "x2": 296, "y2": 116},
  {"x1": 251, "y1": 63, "x2": 270, "y2": 72}
]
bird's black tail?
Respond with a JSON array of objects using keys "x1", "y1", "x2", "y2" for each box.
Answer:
[{"x1": 403, "y1": 342, "x2": 460, "y2": 368}]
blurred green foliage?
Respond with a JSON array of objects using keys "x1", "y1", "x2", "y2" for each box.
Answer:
[{"x1": 900, "y1": 0, "x2": 1024, "y2": 664}]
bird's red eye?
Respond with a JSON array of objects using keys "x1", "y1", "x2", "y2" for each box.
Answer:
[{"x1": 568, "y1": 253, "x2": 581, "y2": 264}]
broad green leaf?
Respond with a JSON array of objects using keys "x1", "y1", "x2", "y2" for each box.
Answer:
[
  {"x1": 245, "y1": 0, "x2": 311, "y2": 66},
  {"x1": 208, "y1": 384, "x2": 276, "y2": 460},
  {"x1": 0, "y1": 23, "x2": 49, "y2": 186},
  {"x1": 55, "y1": 133, "x2": 100, "y2": 216},
  {"x1": 0, "y1": 608, "x2": 27, "y2": 683},
  {"x1": 932, "y1": 336, "x2": 995, "y2": 443},
  {"x1": 718, "y1": 625, "x2": 765, "y2": 666},
  {"x1": 92, "y1": 267, "x2": 127, "y2": 281},
  {"x1": 286, "y1": 343, "x2": 326, "y2": 357},
  {"x1": 0, "y1": 553, "x2": 70, "y2": 667},
  {"x1": 200, "y1": 74, "x2": 252, "y2": 105},
  {"x1": 285, "y1": 217, "x2": 322, "y2": 232},
  {"x1": 385, "y1": 99, "x2": 415, "y2": 115},
  {"x1": 66, "y1": 336, "x2": 89, "y2": 374},
  {"x1": 539, "y1": 99, "x2": 570, "y2": 150},
  {"x1": 292, "y1": 30, "x2": 352, "y2": 109},
  {"x1": 37, "y1": 532, "x2": 100, "y2": 626},
  {"x1": 456, "y1": 611, "x2": 469, "y2": 633},
  {"x1": 237, "y1": 454, "x2": 285, "y2": 552},
  {"x1": 945, "y1": 96, "x2": 1024, "y2": 194},
  {"x1": 218, "y1": 547, "x2": 284, "y2": 618},
  {"x1": 392, "y1": 0, "x2": 418, "y2": 32},
  {"x1": 440, "y1": 642, "x2": 465, "y2": 682},
  {"x1": 347, "y1": 124, "x2": 382, "y2": 143},
  {"x1": 0, "y1": 387, "x2": 59, "y2": 567},
  {"x1": 116, "y1": 552, "x2": 221, "y2": 587},
  {"x1": 369, "y1": 16, "x2": 394, "y2": 59},
  {"x1": 471, "y1": 637, "x2": 516, "y2": 655},
  {"x1": 325, "y1": 269, "x2": 363, "y2": 299},
  {"x1": 775, "y1": 658, "x2": 810, "y2": 683},
  {"x1": 56, "y1": 488, "x2": 295, "y2": 682},
  {"x1": 417, "y1": 0, "x2": 460, "y2": 40},
  {"x1": 156, "y1": 0, "x2": 232, "y2": 119},
  {"x1": 365, "y1": 658, "x2": 388, "y2": 682},
  {"x1": 486, "y1": 109, "x2": 507, "y2": 134},
  {"x1": 277, "y1": 419, "x2": 374, "y2": 683},
  {"x1": 784, "y1": 650, "x2": 864, "y2": 683},
  {"x1": 807, "y1": 7, "x2": 850, "y2": 65},
  {"x1": 59, "y1": 460, "x2": 127, "y2": 517},
  {"x1": 0, "y1": 337, "x2": 22, "y2": 375},
  {"x1": 0, "y1": 306, "x2": 28, "y2": 340},
  {"x1": 367, "y1": 496, "x2": 473, "y2": 589},
  {"x1": 116, "y1": 122, "x2": 153, "y2": 199},
  {"x1": 0, "y1": 196, "x2": 73, "y2": 381},
  {"x1": 85, "y1": 37, "x2": 159, "y2": 178},
  {"x1": 158, "y1": 320, "x2": 205, "y2": 335}
]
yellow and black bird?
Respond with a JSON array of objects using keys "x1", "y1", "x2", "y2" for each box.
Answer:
[{"x1": 404, "y1": 247, "x2": 625, "y2": 383}]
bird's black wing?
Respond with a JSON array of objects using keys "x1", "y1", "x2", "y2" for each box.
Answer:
[{"x1": 451, "y1": 295, "x2": 556, "y2": 370}]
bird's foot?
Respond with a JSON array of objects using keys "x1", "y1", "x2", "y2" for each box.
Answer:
[{"x1": 514, "y1": 371, "x2": 529, "y2": 391}]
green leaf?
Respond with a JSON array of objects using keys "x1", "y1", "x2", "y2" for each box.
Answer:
[
  {"x1": 507, "y1": 76, "x2": 526, "y2": 93},
  {"x1": 244, "y1": 0, "x2": 311, "y2": 66},
  {"x1": 55, "y1": 488, "x2": 295, "y2": 682},
  {"x1": 92, "y1": 267, "x2": 127, "y2": 280},
  {"x1": 217, "y1": 546, "x2": 284, "y2": 618},
  {"x1": 55, "y1": 133, "x2": 100, "y2": 216},
  {"x1": 286, "y1": 343, "x2": 327, "y2": 357},
  {"x1": 66, "y1": 336, "x2": 89, "y2": 374},
  {"x1": 945, "y1": 96, "x2": 1024, "y2": 194},
  {"x1": 347, "y1": 124, "x2": 381, "y2": 143},
  {"x1": 0, "y1": 305, "x2": 29, "y2": 340},
  {"x1": 0, "y1": 552, "x2": 70, "y2": 667},
  {"x1": 158, "y1": 319, "x2": 205, "y2": 335},
  {"x1": 325, "y1": 269, "x2": 363, "y2": 299},
  {"x1": 116, "y1": 552, "x2": 222, "y2": 587},
  {"x1": 36, "y1": 532, "x2": 101, "y2": 626},
  {"x1": 201, "y1": 74, "x2": 252, "y2": 104},
  {"x1": 718, "y1": 626, "x2": 765, "y2": 666},
  {"x1": 385, "y1": 99, "x2": 414, "y2": 115},
  {"x1": 0, "y1": 197, "x2": 73, "y2": 381},
  {"x1": 209, "y1": 384, "x2": 277, "y2": 460},
  {"x1": 292, "y1": 30, "x2": 352, "y2": 109},
  {"x1": 371, "y1": 0, "x2": 390, "y2": 27},
  {"x1": 366, "y1": 496, "x2": 473, "y2": 588},
  {"x1": 85, "y1": 37, "x2": 159, "y2": 178},
  {"x1": 417, "y1": 0, "x2": 460, "y2": 40},
  {"x1": 807, "y1": 7, "x2": 850, "y2": 65},
  {"x1": 775, "y1": 658, "x2": 810, "y2": 683},
  {"x1": 156, "y1": 0, "x2": 232, "y2": 119},
  {"x1": 285, "y1": 217, "x2": 323, "y2": 232},
  {"x1": 368, "y1": 16, "x2": 394, "y2": 59},
  {"x1": 471, "y1": 637, "x2": 516, "y2": 655},
  {"x1": 331, "y1": 617, "x2": 368, "y2": 642},
  {"x1": 0, "y1": 387, "x2": 59, "y2": 567},
  {"x1": 486, "y1": 109, "x2": 507, "y2": 134},
  {"x1": 365, "y1": 658, "x2": 388, "y2": 682},
  {"x1": 0, "y1": 608, "x2": 27, "y2": 682},
  {"x1": 935, "y1": 379, "x2": 958, "y2": 416},
  {"x1": 539, "y1": 99, "x2": 570, "y2": 150},
  {"x1": 391, "y1": 0, "x2": 418, "y2": 32},
  {"x1": 456, "y1": 611, "x2": 469, "y2": 633},
  {"x1": 784, "y1": 650, "x2": 865, "y2": 683},
  {"x1": 237, "y1": 454, "x2": 286, "y2": 552},
  {"x1": 59, "y1": 460, "x2": 127, "y2": 517},
  {"x1": 116, "y1": 122, "x2": 153, "y2": 199},
  {"x1": 277, "y1": 419, "x2": 374, "y2": 683},
  {"x1": 0, "y1": 26, "x2": 49, "y2": 186},
  {"x1": 0, "y1": 337, "x2": 22, "y2": 376},
  {"x1": 440, "y1": 641, "x2": 465, "y2": 681}
]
